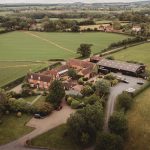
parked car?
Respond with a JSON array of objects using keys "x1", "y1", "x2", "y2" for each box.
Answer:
[
  {"x1": 122, "y1": 79, "x2": 129, "y2": 84},
  {"x1": 137, "y1": 81, "x2": 144, "y2": 85},
  {"x1": 34, "y1": 114, "x2": 43, "y2": 119}
]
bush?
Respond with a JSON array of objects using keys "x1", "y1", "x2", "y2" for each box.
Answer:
[
  {"x1": 35, "y1": 102, "x2": 53, "y2": 116},
  {"x1": 68, "y1": 69, "x2": 78, "y2": 79},
  {"x1": 117, "y1": 92, "x2": 133, "y2": 112},
  {"x1": 71, "y1": 100, "x2": 80, "y2": 109},
  {"x1": 78, "y1": 78, "x2": 84, "y2": 85},
  {"x1": 95, "y1": 132, "x2": 123, "y2": 150},
  {"x1": 95, "y1": 79, "x2": 111, "y2": 97},
  {"x1": 81, "y1": 85, "x2": 94, "y2": 97},
  {"x1": 106, "y1": 56, "x2": 115, "y2": 60},
  {"x1": 84, "y1": 94, "x2": 100, "y2": 105},
  {"x1": 104, "y1": 73, "x2": 116, "y2": 80},
  {"x1": 108, "y1": 111, "x2": 128, "y2": 138},
  {"x1": 67, "y1": 102, "x2": 104, "y2": 146},
  {"x1": 67, "y1": 97, "x2": 74, "y2": 105},
  {"x1": 111, "y1": 79, "x2": 119, "y2": 86},
  {"x1": 17, "y1": 112, "x2": 22, "y2": 118},
  {"x1": 83, "y1": 77, "x2": 88, "y2": 81}
]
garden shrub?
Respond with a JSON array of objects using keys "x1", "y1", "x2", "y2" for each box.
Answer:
[{"x1": 71, "y1": 100, "x2": 80, "y2": 109}]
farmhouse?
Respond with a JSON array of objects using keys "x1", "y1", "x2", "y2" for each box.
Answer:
[
  {"x1": 27, "y1": 59, "x2": 95, "y2": 90},
  {"x1": 97, "y1": 58, "x2": 145, "y2": 76},
  {"x1": 27, "y1": 73, "x2": 51, "y2": 89},
  {"x1": 67, "y1": 59, "x2": 95, "y2": 78}
]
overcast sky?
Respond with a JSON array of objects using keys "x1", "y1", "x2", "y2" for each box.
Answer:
[{"x1": 0, "y1": 0, "x2": 145, "y2": 4}]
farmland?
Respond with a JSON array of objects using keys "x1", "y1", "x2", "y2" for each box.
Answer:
[
  {"x1": 110, "y1": 43, "x2": 150, "y2": 70},
  {"x1": 0, "y1": 31, "x2": 130, "y2": 61},
  {"x1": 0, "y1": 31, "x2": 129, "y2": 86},
  {"x1": 125, "y1": 87, "x2": 150, "y2": 150},
  {"x1": 0, "y1": 61, "x2": 49, "y2": 87}
]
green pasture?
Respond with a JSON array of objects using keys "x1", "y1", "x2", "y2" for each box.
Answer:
[
  {"x1": 0, "y1": 114, "x2": 33, "y2": 145},
  {"x1": 0, "y1": 31, "x2": 129, "y2": 61},
  {"x1": 110, "y1": 43, "x2": 150, "y2": 70},
  {"x1": 0, "y1": 61, "x2": 49, "y2": 87},
  {"x1": 30, "y1": 124, "x2": 82, "y2": 150},
  {"x1": 125, "y1": 87, "x2": 150, "y2": 150}
]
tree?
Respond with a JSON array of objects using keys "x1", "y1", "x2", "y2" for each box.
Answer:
[
  {"x1": 117, "y1": 92, "x2": 133, "y2": 111},
  {"x1": 0, "y1": 89, "x2": 9, "y2": 113},
  {"x1": 95, "y1": 79, "x2": 110, "y2": 97},
  {"x1": 108, "y1": 111, "x2": 128, "y2": 137},
  {"x1": 47, "y1": 80, "x2": 65, "y2": 107},
  {"x1": 77, "y1": 44, "x2": 93, "y2": 57},
  {"x1": 35, "y1": 102, "x2": 53, "y2": 116},
  {"x1": 113, "y1": 20, "x2": 121, "y2": 30},
  {"x1": 68, "y1": 68, "x2": 78, "y2": 79},
  {"x1": 84, "y1": 94, "x2": 101, "y2": 105},
  {"x1": 71, "y1": 24, "x2": 80, "y2": 32},
  {"x1": 81, "y1": 85, "x2": 94, "y2": 97},
  {"x1": 95, "y1": 132, "x2": 123, "y2": 150},
  {"x1": 67, "y1": 102, "x2": 104, "y2": 146}
]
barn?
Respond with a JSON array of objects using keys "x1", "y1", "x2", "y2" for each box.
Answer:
[{"x1": 97, "y1": 58, "x2": 145, "y2": 76}]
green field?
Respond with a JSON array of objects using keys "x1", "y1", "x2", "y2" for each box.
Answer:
[
  {"x1": 0, "y1": 61, "x2": 49, "y2": 87},
  {"x1": 110, "y1": 43, "x2": 150, "y2": 70},
  {"x1": 0, "y1": 31, "x2": 129, "y2": 87},
  {"x1": 125, "y1": 88, "x2": 150, "y2": 150},
  {"x1": 0, "y1": 31, "x2": 130, "y2": 61},
  {"x1": 30, "y1": 124, "x2": 82, "y2": 150},
  {"x1": 0, "y1": 114, "x2": 33, "y2": 145}
]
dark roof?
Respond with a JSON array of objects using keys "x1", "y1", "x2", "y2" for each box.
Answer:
[
  {"x1": 27, "y1": 73, "x2": 51, "y2": 82},
  {"x1": 97, "y1": 58, "x2": 143, "y2": 73}
]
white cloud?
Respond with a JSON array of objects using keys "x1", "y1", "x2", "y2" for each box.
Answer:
[{"x1": 0, "y1": 0, "x2": 143, "y2": 4}]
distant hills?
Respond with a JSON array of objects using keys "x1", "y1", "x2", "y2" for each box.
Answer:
[{"x1": 0, "y1": 0, "x2": 150, "y2": 7}]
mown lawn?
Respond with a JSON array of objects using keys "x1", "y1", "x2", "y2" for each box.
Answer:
[
  {"x1": 30, "y1": 124, "x2": 82, "y2": 150},
  {"x1": 110, "y1": 43, "x2": 150, "y2": 70},
  {"x1": 0, "y1": 31, "x2": 130, "y2": 61},
  {"x1": 0, "y1": 114, "x2": 33, "y2": 145},
  {"x1": 0, "y1": 61, "x2": 49, "y2": 87},
  {"x1": 125, "y1": 87, "x2": 150, "y2": 150}
]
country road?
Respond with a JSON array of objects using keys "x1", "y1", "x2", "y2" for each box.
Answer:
[{"x1": 103, "y1": 73, "x2": 146, "y2": 131}]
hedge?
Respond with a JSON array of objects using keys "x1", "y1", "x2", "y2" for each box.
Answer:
[{"x1": 133, "y1": 81, "x2": 150, "y2": 97}]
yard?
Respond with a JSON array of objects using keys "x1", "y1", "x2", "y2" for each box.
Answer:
[
  {"x1": 30, "y1": 124, "x2": 82, "y2": 150},
  {"x1": 0, "y1": 114, "x2": 33, "y2": 145},
  {"x1": 110, "y1": 43, "x2": 150, "y2": 70},
  {"x1": 125, "y1": 87, "x2": 150, "y2": 150}
]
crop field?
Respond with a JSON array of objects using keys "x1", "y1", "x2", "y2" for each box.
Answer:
[
  {"x1": 0, "y1": 61, "x2": 49, "y2": 87},
  {"x1": 125, "y1": 87, "x2": 150, "y2": 150},
  {"x1": 110, "y1": 43, "x2": 150, "y2": 70},
  {"x1": 0, "y1": 31, "x2": 129, "y2": 61}
]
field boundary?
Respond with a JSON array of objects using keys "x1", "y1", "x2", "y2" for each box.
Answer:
[
  {"x1": 99, "y1": 40, "x2": 150, "y2": 56},
  {"x1": 24, "y1": 31, "x2": 75, "y2": 54}
]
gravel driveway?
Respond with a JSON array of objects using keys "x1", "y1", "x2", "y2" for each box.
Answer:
[
  {"x1": 0, "y1": 101, "x2": 75, "y2": 150},
  {"x1": 104, "y1": 73, "x2": 146, "y2": 131}
]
